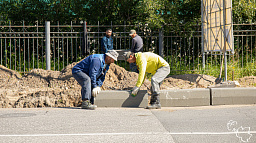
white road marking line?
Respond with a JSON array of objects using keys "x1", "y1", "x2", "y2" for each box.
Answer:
[
  {"x1": 167, "y1": 131, "x2": 256, "y2": 135},
  {"x1": 0, "y1": 131, "x2": 256, "y2": 137}
]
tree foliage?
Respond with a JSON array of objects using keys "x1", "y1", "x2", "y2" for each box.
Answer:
[
  {"x1": 1, "y1": 0, "x2": 255, "y2": 29},
  {"x1": 0, "y1": 0, "x2": 203, "y2": 29},
  {"x1": 233, "y1": 0, "x2": 256, "y2": 24}
]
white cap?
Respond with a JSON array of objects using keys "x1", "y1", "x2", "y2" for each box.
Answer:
[
  {"x1": 129, "y1": 29, "x2": 136, "y2": 36},
  {"x1": 106, "y1": 50, "x2": 119, "y2": 61}
]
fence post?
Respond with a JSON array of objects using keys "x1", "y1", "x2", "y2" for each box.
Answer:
[
  {"x1": 45, "y1": 21, "x2": 51, "y2": 70},
  {"x1": 82, "y1": 21, "x2": 89, "y2": 56},
  {"x1": 159, "y1": 29, "x2": 164, "y2": 57},
  {"x1": 201, "y1": 0, "x2": 205, "y2": 69},
  {"x1": 223, "y1": 0, "x2": 227, "y2": 81}
]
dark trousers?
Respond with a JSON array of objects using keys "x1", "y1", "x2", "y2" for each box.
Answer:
[
  {"x1": 72, "y1": 71, "x2": 94, "y2": 104},
  {"x1": 130, "y1": 63, "x2": 139, "y2": 73}
]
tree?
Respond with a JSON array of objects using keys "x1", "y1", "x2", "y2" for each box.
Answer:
[
  {"x1": 233, "y1": 0, "x2": 256, "y2": 24},
  {"x1": 5, "y1": 0, "x2": 251, "y2": 32}
]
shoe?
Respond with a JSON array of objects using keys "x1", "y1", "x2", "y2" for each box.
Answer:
[
  {"x1": 81, "y1": 100, "x2": 97, "y2": 110},
  {"x1": 146, "y1": 93, "x2": 161, "y2": 109},
  {"x1": 145, "y1": 103, "x2": 161, "y2": 109}
]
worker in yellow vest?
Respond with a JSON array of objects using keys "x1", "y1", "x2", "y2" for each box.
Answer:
[{"x1": 123, "y1": 51, "x2": 170, "y2": 109}]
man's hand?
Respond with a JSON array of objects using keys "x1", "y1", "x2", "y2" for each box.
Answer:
[
  {"x1": 131, "y1": 86, "x2": 140, "y2": 97},
  {"x1": 92, "y1": 87, "x2": 101, "y2": 97}
]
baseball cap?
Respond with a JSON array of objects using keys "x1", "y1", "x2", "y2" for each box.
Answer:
[
  {"x1": 123, "y1": 51, "x2": 133, "y2": 61},
  {"x1": 106, "y1": 50, "x2": 119, "y2": 61},
  {"x1": 129, "y1": 30, "x2": 136, "y2": 36}
]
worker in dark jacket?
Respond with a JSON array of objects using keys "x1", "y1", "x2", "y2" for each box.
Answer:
[
  {"x1": 129, "y1": 29, "x2": 143, "y2": 73},
  {"x1": 101, "y1": 29, "x2": 113, "y2": 54},
  {"x1": 72, "y1": 50, "x2": 119, "y2": 110}
]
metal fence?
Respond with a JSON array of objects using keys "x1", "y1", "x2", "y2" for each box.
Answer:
[
  {"x1": 0, "y1": 21, "x2": 164, "y2": 72},
  {"x1": 233, "y1": 24, "x2": 256, "y2": 67},
  {"x1": 0, "y1": 21, "x2": 256, "y2": 77}
]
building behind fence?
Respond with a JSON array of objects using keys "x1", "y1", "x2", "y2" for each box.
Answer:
[{"x1": 0, "y1": 21, "x2": 256, "y2": 78}]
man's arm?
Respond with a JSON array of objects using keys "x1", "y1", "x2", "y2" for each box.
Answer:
[
  {"x1": 101, "y1": 37, "x2": 107, "y2": 53},
  {"x1": 131, "y1": 38, "x2": 135, "y2": 53},
  {"x1": 97, "y1": 65, "x2": 109, "y2": 87},
  {"x1": 136, "y1": 56, "x2": 147, "y2": 87},
  {"x1": 89, "y1": 58, "x2": 101, "y2": 88},
  {"x1": 109, "y1": 37, "x2": 113, "y2": 50}
]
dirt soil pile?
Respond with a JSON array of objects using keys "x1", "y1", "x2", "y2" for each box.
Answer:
[{"x1": 0, "y1": 63, "x2": 255, "y2": 108}]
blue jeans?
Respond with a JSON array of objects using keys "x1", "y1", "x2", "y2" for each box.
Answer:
[{"x1": 72, "y1": 71, "x2": 94, "y2": 104}]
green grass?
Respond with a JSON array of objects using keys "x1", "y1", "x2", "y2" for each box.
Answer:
[
  {"x1": 167, "y1": 61, "x2": 256, "y2": 80},
  {"x1": 2, "y1": 53, "x2": 256, "y2": 80}
]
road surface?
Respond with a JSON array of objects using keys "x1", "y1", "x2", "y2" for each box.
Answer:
[{"x1": 0, "y1": 105, "x2": 255, "y2": 143}]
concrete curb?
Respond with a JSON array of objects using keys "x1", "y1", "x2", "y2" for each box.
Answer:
[
  {"x1": 94, "y1": 88, "x2": 256, "y2": 107},
  {"x1": 159, "y1": 89, "x2": 210, "y2": 107},
  {"x1": 95, "y1": 90, "x2": 148, "y2": 107},
  {"x1": 211, "y1": 87, "x2": 256, "y2": 105}
]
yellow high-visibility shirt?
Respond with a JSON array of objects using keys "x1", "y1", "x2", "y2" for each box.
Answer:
[{"x1": 135, "y1": 52, "x2": 169, "y2": 87}]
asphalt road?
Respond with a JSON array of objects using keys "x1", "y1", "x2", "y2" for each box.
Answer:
[{"x1": 0, "y1": 105, "x2": 255, "y2": 143}]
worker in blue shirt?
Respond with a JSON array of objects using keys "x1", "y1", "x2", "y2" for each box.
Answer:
[
  {"x1": 72, "y1": 50, "x2": 119, "y2": 110},
  {"x1": 101, "y1": 29, "x2": 113, "y2": 54}
]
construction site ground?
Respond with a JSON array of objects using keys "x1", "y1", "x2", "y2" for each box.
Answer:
[{"x1": 1, "y1": 62, "x2": 256, "y2": 108}]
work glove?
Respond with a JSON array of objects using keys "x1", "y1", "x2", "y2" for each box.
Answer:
[
  {"x1": 92, "y1": 87, "x2": 101, "y2": 97},
  {"x1": 131, "y1": 86, "x2": 140, "y2": 97}
]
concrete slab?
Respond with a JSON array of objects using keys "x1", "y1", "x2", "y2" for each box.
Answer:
[
  {"x1": 211, "y1": 88, "x2": 256, "y2": 105},
  {"x1": 208, "y1": 81, "x2": 237, "y2": 88},
  {"x1": 115, "y1": 49, "x2": 130, "y2": 61},
  {"x1": 159, "y1": 89, "x2": 210, "y2": 107},
  {"x1": 95, "y1": 90, "x2": 148, "y2": 107}
]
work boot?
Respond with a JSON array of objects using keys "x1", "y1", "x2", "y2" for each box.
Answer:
[
  {"x1": 81, "y1": 100, "x2": 97, "y2": 110},
  {"x1": 145, "y1": 94, "x2": 161, "y2": 109},
  {"x1": 145, "y1": 102, "x2": 161, "y2": 109}
]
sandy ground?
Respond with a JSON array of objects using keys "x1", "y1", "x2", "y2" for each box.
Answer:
[{"x1": 0, "y1": 62, "x2": 255, "y2": 108}]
